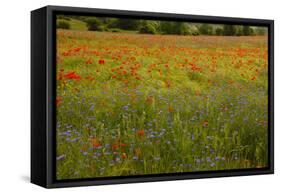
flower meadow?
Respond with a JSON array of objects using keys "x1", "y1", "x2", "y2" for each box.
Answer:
[{"x1": 56, "y1": 29, "x2": 268, "y2": 180}]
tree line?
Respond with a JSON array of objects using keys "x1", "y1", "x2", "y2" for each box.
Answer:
[{"x1": 57, "y1": 15, "x2": 267, "y2": 36}]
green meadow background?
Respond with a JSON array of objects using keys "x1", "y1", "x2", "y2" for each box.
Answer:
[{"x1": 56, "y1": 15, "x2": 268, "y2": 180}]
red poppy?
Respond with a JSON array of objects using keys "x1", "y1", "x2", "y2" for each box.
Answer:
[
  {"x1": 86, "y1": 75, "x2": 94, "y2": 81},
  {"x1": 190, "y1": 63, "x2": 202, "y2": 72},
  {"x1": 202, "y1": 120, "x2": 209, "y2": 126},
  {"x1": 62, "y1": 50, "x2": 71, "y2": 56},
  {"x1": 121, "y1": 143, "x2": 127, "y2": 147},
  {"x1": 121, "y1": 153, "x2": 127, "y2": 159},
  {"x1": 56, "y1": 96, "x2": 62, "y2": 106},
  {"x1": 64, "y1": 71, "x2": 81, "y2": 80},
  {"x1": 91, "y1": 138, "x2": 101, "y2": 148},
  {"x1": 136, "y1": 129, "x2": 145, "y2": 137},
  {"x1": 85, "y1": 59, "x2": 92, "y2": 65},
  {"x1": 73, "y1": 47, "x2": 82, "y2": 53},
  {"x1": 111, "y1": 143, "x2": 119, "y2": 151},
  {"x1": 123, "y1": 79, "x2": 129, "y2": 84},
  {"x1": 98, "y1": 59, "x2": 105, "y2": 65}
]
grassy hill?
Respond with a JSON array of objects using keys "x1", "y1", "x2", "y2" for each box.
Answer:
[{"x1": 57, "y1": 18, "x2": 87, "y2": 31}]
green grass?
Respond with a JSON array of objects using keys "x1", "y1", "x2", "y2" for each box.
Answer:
[
  {"x1": 68, "y1": 18, "x2": 87, "y2": 31},
  {"x1": 57, "y1": 18, "x2": 88, "y2": 31}
]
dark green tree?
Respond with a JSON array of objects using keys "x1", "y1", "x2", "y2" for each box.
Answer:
[
  {"x1": 198, "y1": 24, "x2": 213, "y2": 35},
  {"x1": 86, "y1": 17, "x2": 104, "y2": 31},
  {"x1": 255, "y1": 27, "x2": 267, "y2": 35},
  {"x1": 160, "y1": 21, "x2": 175, "y2": 34},
  {"x1": 160, "y1": 21, "x2": 191, "y2": 35},
  {"x1": 139, "y1": 21, "x2": 158, "y2": 34},
  {"x1": 235, "y1": 26, "x2": 243, "y2": 36},
  {"x1": 57, "y1": 20, "x2": 70, "y2": 29},
  {"x1": 191, "y1": 26, "x2": 200, "y2": 35},
  {"x1": 215, "y1": 28, "x2": 223, "y2": 35},
  {"x1": 178, "y1": 23, "x2": 191, "y2": 35},
  {"x1": 57, "y1": 15, "x2": 70, "y2": 21},
  {"x1": 114, "y1": 18, "x2": 140, "y2": 30},
  {"x1": 223, "y1": 25, "x2": 237, "y2": 36},
  {"x1": 242, "y1": 26, "x2": 252, "y2": 36}
]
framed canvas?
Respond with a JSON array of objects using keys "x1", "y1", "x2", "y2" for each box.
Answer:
[{"x1": 31, "y1": 5, "x2": 274, "y2": 188}]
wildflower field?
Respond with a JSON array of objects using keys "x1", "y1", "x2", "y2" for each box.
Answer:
[{"x1": 56, "y1": 29, "x2": 268, "y2": 180}]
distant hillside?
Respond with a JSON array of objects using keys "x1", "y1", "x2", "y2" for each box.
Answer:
[{"x1": 56, "y1": 15, "x2": 268, "y2": 36}]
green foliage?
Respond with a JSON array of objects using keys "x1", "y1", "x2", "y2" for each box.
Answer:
[
  {"x1": 223, "y1": 25, "x2": 237, "y2": 36},
  {"x1": 198, "y1": 24, "x2": 213, "y2": 35},
  {"x1": 74, "y1": 16, "x2": 91, "y2": 22},
  {"x1": 255, "y1": 27, "x2": 267, "y2": 35},
  {"x1": 235, "y1": 26, "x2": 243, "y2": 36},
  {"x1": 139, "y1": 21, "x2": 158, "y2": 34},
  {"x1": 159, "y1": 21, "x2": 190, "y2": 35},
  {"x1": 178, "y1": 23, "x2": 191, "y2": 35},
  {"x1": 190, "y1": 26, "x2": 200, "y2": 35},
  {"x1": 56, "y1": 15, "x2": 264, "y2": 37},
  {"x1": 86, "y1": 17, "x2": 105, "y2": 31},
  {"x1": 220, "y1": 25, "x2": 256, "y2": 36},
  {"x1": 114, "y1": 18, "x2": 140, "y2": 30},
  {"x1": 68, "y1": 18, "x2": 87, "y2": 31},
  {"x1": 242, "y1": 26, "x2": 253, "y2": 36},
  {"x1": 106, "y1": 18, "x2": 120, "y2": 28},
  {"x1": 56, "y1": 20, "x2": 70, "y2": 29},
  {"x1": 250, "y1": 28, "x2": 255, "y2": 35},
  {"x1": 160, "y1": 21, "x2": 175, "y2": 34},
  {"x1": 109, "y1": 28, "x2": 122, "y2": 33},
  {"x1": 57, "y1": 15, "x2": 71, "y2": 21},
  {"x1": 215, "y1": 28, "x2": 223, "y2": 36}
]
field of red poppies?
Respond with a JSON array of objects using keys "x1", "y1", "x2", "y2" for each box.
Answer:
[{"x1": 56, "y1": 29, "x2": 268, "y2": 180}]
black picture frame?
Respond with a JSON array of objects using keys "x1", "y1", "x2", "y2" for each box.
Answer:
[{"x1": 31, "y1": 5, "x2": 274, "y2": 188}]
